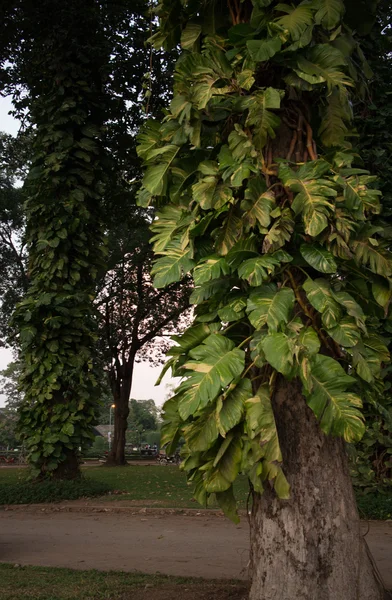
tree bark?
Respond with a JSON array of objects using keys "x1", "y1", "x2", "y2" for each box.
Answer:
[
  {"x1": 249, "y1": 377, "x2": 385, "y2": 600},
  {"x1": 105, "y1": 359, "x2": 135, "y2": 466}
]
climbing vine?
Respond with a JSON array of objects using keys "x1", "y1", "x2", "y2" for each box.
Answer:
[
  {"x1": 13, "y1": 1, "x2": 109, "y2": 478},
  {"x1": 138, "y1": 0, "x2": 391, "y2": 521}
]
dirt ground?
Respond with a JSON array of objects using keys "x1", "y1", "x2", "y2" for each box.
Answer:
[{"x1": 1, "y1": 507, "x2": 392, "y2": 593}]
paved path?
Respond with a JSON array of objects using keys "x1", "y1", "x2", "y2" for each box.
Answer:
[{"x1": 0, "y1": 511, "x2": 391, "y2": 588}]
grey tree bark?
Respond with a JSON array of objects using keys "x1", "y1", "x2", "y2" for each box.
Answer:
[{"x1": 249, "y1": 377, "x2": 385, "y2": 600}]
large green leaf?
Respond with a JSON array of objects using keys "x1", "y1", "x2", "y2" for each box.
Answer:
[
  {"x1": 152, "y1": 242, "x2": 195, "y2": 288},
  {"x1": 300, "y1": 243, "x2": 337, "y2": 273},
  {"x1": 215, "y1": 208, "x2": 243, "y2": 255},
  {"x1": 327, "y1": 317, "x2": 361, "y2": 348},
  {"x1": 184, "y1": 408, "x2": 219, "y2": 452},
  {"x1": 242, "y1": 178, "x2": 275, "y2": 230},
  {"x1": 193, "y1": 255, "x2": 230, "y2": 285},
  {"x1": 275, "y1": 2, "x2": 314, "y2": 41},
  {"x1": 143, "y1": 145, "x2": 180, "y2": 196},
  {"x1": 314, "y1": 0, "x2": 345, "y2": 29},
  {"x1": 261, "y1": 332, "x2": 294, "y2": 376},
  {"x1": 303, "y1": 278, "x2": 342, "y2": 328},
  {"x1": 178, "y1": 334, "x2": 245, "y2": 417},
  {"x1": 247, "y1": 37, "x2": 282, "y2": 61},
  {"x1": 280, "y1": 162, "x2": 337, "y2": 237},
  {"x1": 245, "y1": 88, "x2": 283, "y2": 149},
  {"x1": 216, "y1": 379, "x2": 252, "y2": 436},
  {"x1": 306, "y1": 354, "x2": 364, "y2": 442},
  {"x1": 238, "y1": 250, "x2": 292, "y2": 286},
  {"x1": 295, "y1": 45, "x2": 353, "y2": 91},
  {"x1": 215, "y1": 486, "x2": 240, "y2": 523},
  {"x1": 247, "y1": 284, "x2": 295, "y2": 331}
]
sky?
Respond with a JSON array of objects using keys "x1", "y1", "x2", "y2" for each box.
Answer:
[{"x1": 0, "y1": 96, "x2": 180, "y2": 408}]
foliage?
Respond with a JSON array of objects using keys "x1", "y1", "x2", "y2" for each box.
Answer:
[
  {"x1": 129, "y1": 399, "x2": 159, "y2": 432},
  {"x1": 0, "y1": 360, "x2": 24, "y2": 410},
  {"x1": 4, "y1": 0, "x2": 114, "y2": 478},
  {"x1": 0, "y1": 477, "x2": 111, "y2": 505},
  {"x1": 356, "y1": 492, "x2": 392, "y2": 520},
  {"x1": 137, "y1": 0, "x2": 392, "y2": 522}
]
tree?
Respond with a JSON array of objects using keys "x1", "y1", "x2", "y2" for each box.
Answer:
[
  {"x1": 97, "y1": 212, "x2": 190, "y2": 465},
  {"x1": 2, "y1": 0, "x2": 113, "y2": 479},
  {"x1": 129, "y1": 398, "x2": 158, "y2": 432},
  {"x1": 138, "y1": 1, "x2": 390, "y2": 598},
  {"x1": 0, "y1": 132, "x2": 29, "y2": 346}
]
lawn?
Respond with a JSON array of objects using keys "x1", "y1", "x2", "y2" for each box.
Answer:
[
  {"x1": 0, "y1": 465, "x2": 250, "y2": 509},
  {"x1": 1, "y1": 465, "x2": 391, "y2": 518},
  {"x1": 0, "y1": 563, "x2": 248, "y2": 600}
]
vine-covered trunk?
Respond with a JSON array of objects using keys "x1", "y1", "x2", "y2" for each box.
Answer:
[
  {"x1": 249, "y1": 378, "x2": 384, "y2": 600},
  {"x1": 106, "y1": 363, "x2": 134, "y2": 466}
]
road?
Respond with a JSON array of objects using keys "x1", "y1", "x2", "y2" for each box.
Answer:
[{"x1": 0, "y1": 510, "x2": 391, "y2": 588}]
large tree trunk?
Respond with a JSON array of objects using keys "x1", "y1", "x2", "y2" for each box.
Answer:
[
  {"x1": 106, "y1": 359, "x2": 135, "y2": 466},
  {"x1": 249, "y1": 377, "x2": 385, "y2": 600}
]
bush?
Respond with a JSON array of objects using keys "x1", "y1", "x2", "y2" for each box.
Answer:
[
  {"x1": 83, "y1": 435, "x2": 108, "y2": 458},
  {"x1": 0, "y1": 477, "x2": 112, "y2": 505},
  {"x1": 356, "y1": 492, "x2": 392, "y2": 520}
]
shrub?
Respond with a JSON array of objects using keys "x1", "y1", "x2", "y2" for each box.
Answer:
[
  {"x1": 0, "y1": 477, "x2": 112, "y2": 505},
  {"x1": 356, "y1": 492, "x2": 392, "y2": 520}
]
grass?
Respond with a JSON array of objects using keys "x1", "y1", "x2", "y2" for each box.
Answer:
[
  {"x1": 0, "y1": 465, "x2": 250, "y2": 509},
  {"x1": 0, "y1": 465, "x2": 391, "y2": 519},
  {"x1": 0, "y1": 563, "x2": 245, "y2": 600}
]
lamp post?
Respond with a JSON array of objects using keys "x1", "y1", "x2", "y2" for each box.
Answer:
[{"x1": 108, "y1": 404, "x2": 115, "y2": 450}]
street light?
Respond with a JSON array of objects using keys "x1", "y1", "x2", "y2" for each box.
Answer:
[{"x1": 109, "y1": 404, "x2": 115, "y2": 450}]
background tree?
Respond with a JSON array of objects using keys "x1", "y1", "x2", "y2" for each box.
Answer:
[
  {"x1": 138, "y1": 1, "x2": 390, "y2": 598},
  {"x1": 128, "y1": 398, "x2": 159, "y2": 433},
  {"x1": 97, "y1": 211, "x2": 190, "y2": 465},
  {"x1": 0, "y1": 132, "x2": 29, "y2": 346}
]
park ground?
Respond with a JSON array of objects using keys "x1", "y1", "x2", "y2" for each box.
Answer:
[{"x1": 0, "y1": 465, "x2": 391, "y2": 599}]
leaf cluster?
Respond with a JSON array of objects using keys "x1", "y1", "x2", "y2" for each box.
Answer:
[{"x1": 137, "y1": 0, "x2": 392, "y2": 520}]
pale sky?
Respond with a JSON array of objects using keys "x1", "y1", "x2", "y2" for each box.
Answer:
[{"x1": 0, "y1": 96, "x2": 180, "y2": 408}]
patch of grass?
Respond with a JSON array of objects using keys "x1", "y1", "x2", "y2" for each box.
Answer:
[
  {"x1": 84, "y1": 465, "x2": 250, "y2": 508},
  {"x1": 356, "y1": 492, "x2": 392, "y2": 520},
  {"x1": 0, "y1": 563, "x2": 206, "y2": 600}
]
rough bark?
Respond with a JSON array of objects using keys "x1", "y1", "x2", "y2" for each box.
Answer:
[{"x1": 249, "y1": 377, "x2": 385, "y2": 600}]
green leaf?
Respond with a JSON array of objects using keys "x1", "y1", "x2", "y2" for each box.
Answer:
[
  {"x1": 181, "y1": 22, "x2": 202, "y2": 49},
  {"x1": 261, "y1": 333, "x2": 294, "y2": 376},
  {"x1": 300, "y1": 243, "x2": 337, "y2": 273},
  {"x1": 185, "y1": 409, "x2": 219, "y2": 452},
  {"x1": 305, "y1": 355, "x2": 364, "y2": 442},
  {"x1": 193, "y1": 256, "x2": 230, "y2": 285},
  {"x1": 280, "y1": 162, "x2": 336, "y2": 237},
  {"x1": 215, "y1": 487, "x2": 240, "y2": 523},
  {"x1": 275, "y1": 2, "x2": 314, "y2": 40},
  {"x1": 327, "y1": 317, "x2": 361, "y2": 347},
  {"x1": 216, "y1": 379, "x2": 252, "y2": 436},
  {"x1": 372, "y1": 280, "x2": 392, "y2": 311},
  {"x1": 303, "y1": 278, "x2": 342, "y2": 328},
  {"x1": 143, "y1": 146, "x2": 180, "y2": 196},
  {"x1": 295, "y1": 45, "x2": 353, "y2": 91},
  {"x1": 215, "y1": 208, "x2": 243, "y2": 255},
  {"x1": 238, "y1": 250, "x2": 292, "y2": 286},
  {"x1": 226, "y1": 237, "x2": 259, "y2": 268},
  {"x1": 218, "y1": 294, "x2": 247, "y2": 322},
  {"x1": 314, "y1": 0, "x2": 345, "y2": 29},
  {"x1": 246, "y1": 37, "x2": 282, "y2": 61},
  {"x1": 178, "y1": 335, "x2": 245, "y2": 417},
  {"x1": 152, "y1": 243, "x2": 195, "y2": 288},
  {"x1": 247, "y1": 284, "x2": 295, "y2": 332},
  {"x1": 245, "y1": 88, "x2": 283, "y2": 149},
  {"x1": 61, "y1": 423, "x2": 74, "y2": 436},
  {"x1": 242, "y1": 179, "x2": 275, "y2": 230}
]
